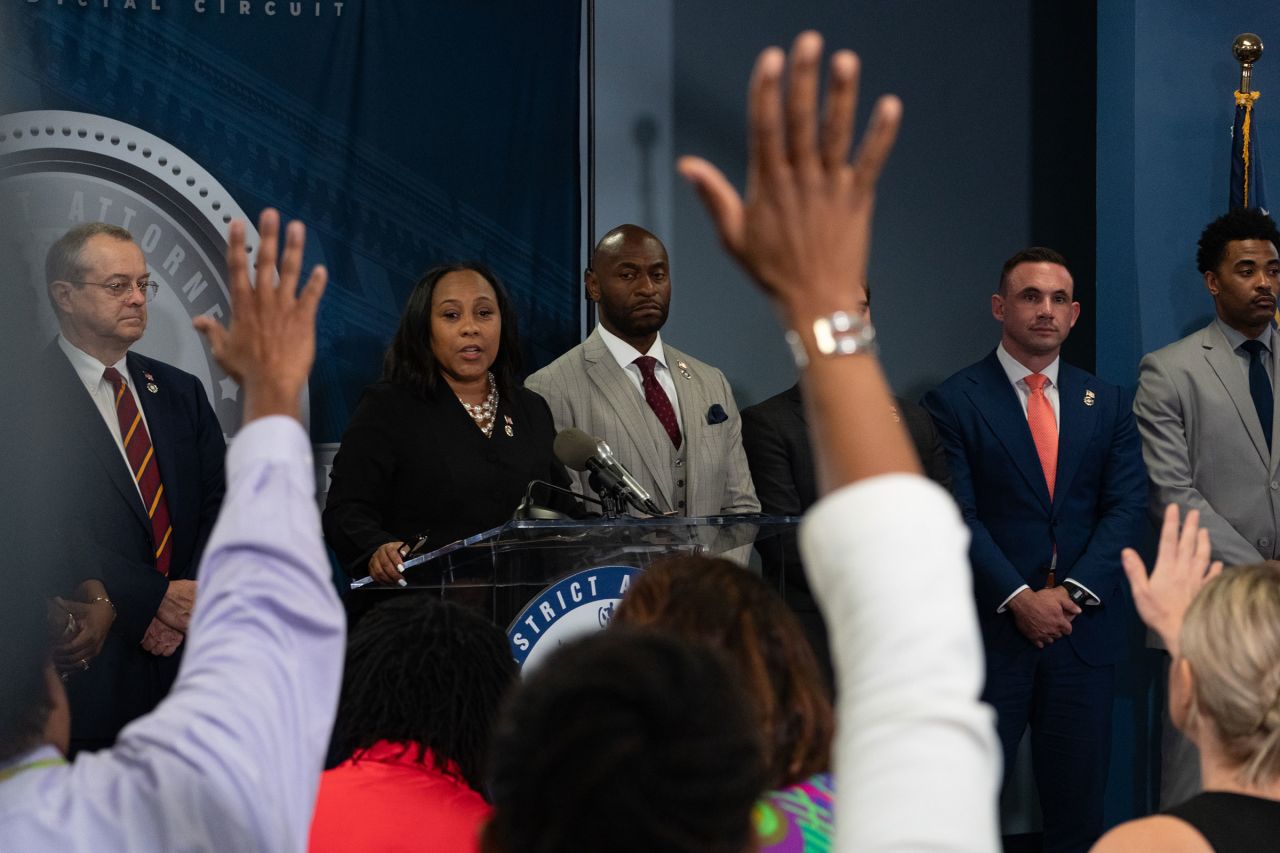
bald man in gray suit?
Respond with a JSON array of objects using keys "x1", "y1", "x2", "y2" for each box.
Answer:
[
  {"x1": 1134, "y1": 207, "x2": 1280, "y2": 806},
  {"x1": 526, "y1": 225, "x2": 758, "y2": 517}
]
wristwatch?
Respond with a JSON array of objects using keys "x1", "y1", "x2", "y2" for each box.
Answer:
[
  {"x1": 1066, "y1": 583, "x2": 1091, "y2": 606},
  {"x1": 785, "y1": 310, "x2": 878, "y2": 368}
]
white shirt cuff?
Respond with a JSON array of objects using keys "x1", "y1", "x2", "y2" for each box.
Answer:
[{"x1": 996, "y1": 585, "x2": 1029, "y2": 614}]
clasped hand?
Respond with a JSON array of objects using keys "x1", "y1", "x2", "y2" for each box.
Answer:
[
  {"x1": 51, "y1": 596, "x2": 114, "y2": 671},
  {"x1": 1008, "y1": 586, "x2": 1081, "y2": 649},
  {"x1": 142, "y1": 579, "x2": 197, "y2": 657}
]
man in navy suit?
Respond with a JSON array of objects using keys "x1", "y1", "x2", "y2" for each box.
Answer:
[
  {"x1": 922, "y1": 247, "x2": 1146, "y2": 853},
  {"x1": 38, "y1": 222, "x2": 226, "y2": 752}
]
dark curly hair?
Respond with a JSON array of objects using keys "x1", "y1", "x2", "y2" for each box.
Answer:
[
  {"x1": 330, "y1": 596, "x2": 516, "y2": 794},
  {"x1": 382, "y1": 262, "x2": 524, "y2": 397},
  {"x1": 1196, "y1": 208, "x2": 1280, "y2": 274},
  {"x1": 483, "y1": 629, "x2": 768, "y2": 853}
]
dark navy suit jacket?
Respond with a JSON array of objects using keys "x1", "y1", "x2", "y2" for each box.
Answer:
[
  {"x1": 922, "y1": 350, "x2": 1147, "y2": 667},
  {"x1": 39, "y1": 342, "x2": 226, "y2": 742}
]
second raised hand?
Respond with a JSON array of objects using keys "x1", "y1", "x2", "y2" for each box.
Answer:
[
  {"x1": 1121, "y1": 504, "x2": 1223, "y2": 656},
  {"x1": 193, "y1": 209, "x2": 327, "y2": 425}
]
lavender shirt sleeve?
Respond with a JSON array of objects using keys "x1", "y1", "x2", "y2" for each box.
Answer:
[{"x1": 4, "y1": 416, "x2": 345, "y2": 852}]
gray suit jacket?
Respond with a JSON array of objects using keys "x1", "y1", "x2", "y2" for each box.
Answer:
[
  {"x1": 526, "y1": 328, "x2": 759, "y2": 516},
  {"x1": 1134, "y1": 320, "x2": 1280, "y2": 565}
]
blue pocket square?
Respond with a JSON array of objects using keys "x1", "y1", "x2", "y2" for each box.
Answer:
[{"x1": 706, "y1": 404, "x2": 728, "y2": 425}]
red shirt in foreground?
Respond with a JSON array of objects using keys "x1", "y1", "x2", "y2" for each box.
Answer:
[{"x1": 309, "y1": 740, "x2": 491, "y2": 853}]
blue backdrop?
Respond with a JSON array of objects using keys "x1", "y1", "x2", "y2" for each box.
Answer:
[
  {"x1": 0, "y1": 1, "x2": 582, "y2": 445},
  {"x1": 1097, "y1": 1, "x2": 1280, "y2": 825}
]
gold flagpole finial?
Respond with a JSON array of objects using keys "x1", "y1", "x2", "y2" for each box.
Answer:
[{"x1": 1234, "y1": 33, "x2": 1264, "y2": 94}]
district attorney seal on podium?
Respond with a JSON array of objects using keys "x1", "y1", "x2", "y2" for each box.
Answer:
[
  {"x1": 0, "y1": 109, "x2": 309, "y2": 435},
  {"x1": 508, "y1": 565, "x2": 641, "y2": 673}
]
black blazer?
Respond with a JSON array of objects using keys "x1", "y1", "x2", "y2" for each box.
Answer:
[
  {"x1": 38, "y1": 342, "x2": 226, "y2": 743},
  {"x1": 741, "y1": 382, "x2": 952, "y2": 687},
  {"x1": 323, "y1": 381, "x2": 570, "y2": 578},
  {"x1": 742, "y1": 382, "x2": 952, "y2": 520}
]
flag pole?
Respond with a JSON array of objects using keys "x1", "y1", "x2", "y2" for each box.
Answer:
[{"x1": 1235, "y1": 33, "x2": 1263, "y2": 95}]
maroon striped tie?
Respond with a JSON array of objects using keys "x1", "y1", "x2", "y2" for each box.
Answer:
[
  {"x1": 103, "y1": 367, "x2": 172, "y2": 576},
  {"x1": 633, "y1": 356, "x2": 682, "y2": 449}
]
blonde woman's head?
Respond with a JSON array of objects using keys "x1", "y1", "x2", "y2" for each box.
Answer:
[{"x1": 1176, "y1": 562, "x2": 1280, "y2": 787}]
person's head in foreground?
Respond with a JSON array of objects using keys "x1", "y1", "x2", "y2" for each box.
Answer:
[
  {"x1": 1173, "y1": 563, "x2": 1280, "y2": 787},
  {"x1": 481, "y1": 628, "x2": 768, "y2": 853},
  {"x1": 328, "y1": 595, "x2": 516, "y2": 791},
  {"x1": 612, "y1": 554, "x2": 833, "y2": 788},
  {"x1": 1097, "y1": 508, "x2": 1280, "y2": 851}
]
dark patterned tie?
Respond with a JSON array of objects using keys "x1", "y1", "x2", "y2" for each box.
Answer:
[
  {"x1": 633, "y1": 356, "x2": 682, "y2": 449},
  {"x1": 1242, "y1": 339, "x2": 1273, "y2": 449},
  {"x1": 103, "y1": 367, "x2": 173, "y2": 575}
]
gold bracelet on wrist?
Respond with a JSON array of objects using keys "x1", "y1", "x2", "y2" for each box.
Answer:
[{"x1": 90, "y1": 595, "x2": 117, "y2": 621}]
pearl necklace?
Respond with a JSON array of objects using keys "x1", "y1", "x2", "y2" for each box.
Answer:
[{"x1": 460, "y1": 372, "x2": 499, "y2": 438}]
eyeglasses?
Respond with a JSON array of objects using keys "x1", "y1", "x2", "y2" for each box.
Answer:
[{"x1": 68, "y1": 279, "x2": 160, "y2": 302}]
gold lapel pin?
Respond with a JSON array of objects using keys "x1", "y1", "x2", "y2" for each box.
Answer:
[
  {"x1": 144, "y1": 371, "x2": 158, "y2": 393},
  {"x1": 1083, "y1": 390, "x2": 1096, "y2": 407},
  {"x1": 676, "y1": 360, "x2": 693, "y2": 380},
  {"x1": 504, "y1": 415, "x2": 514, "y2": 437}
]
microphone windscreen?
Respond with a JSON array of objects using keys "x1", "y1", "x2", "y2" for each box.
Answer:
[{"x1": 553, "y1": 427, "x2": 600, "y2": 471}]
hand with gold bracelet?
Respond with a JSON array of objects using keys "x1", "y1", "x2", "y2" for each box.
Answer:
[{"x1": 52, "y1": 580, "x2": 115, "y2": 673}]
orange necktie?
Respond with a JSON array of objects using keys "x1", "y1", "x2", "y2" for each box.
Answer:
[{"x1": 1024, "y1": 373, "x2": 1057, "y2": 500}]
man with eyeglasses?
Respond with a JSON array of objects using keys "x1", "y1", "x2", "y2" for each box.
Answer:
[{"x1": 36, "y1": 222, "x2": 226, "y2": 754}]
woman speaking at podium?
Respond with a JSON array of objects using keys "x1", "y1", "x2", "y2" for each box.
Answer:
[{"x1": 323, "y1": 262, "x2": 570, "y2": 585}]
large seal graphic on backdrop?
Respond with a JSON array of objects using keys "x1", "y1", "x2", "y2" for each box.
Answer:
[{"x1": 0, "y1": 109, "x2": 309, "y2": 434}]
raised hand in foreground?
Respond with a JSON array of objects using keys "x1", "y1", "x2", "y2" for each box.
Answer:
[
  {"x1": 193, "y1": 209, "x2": 327, "y2": 424},
  {"x1": 678, "y1": 31, "x2": 900, "y2": 322},
  {"x1": 679, "y1": 30, "x2": 916, "y2": 492},
  {"x1": 680, "y1": 32, "x2": 1000, "y2": 853},
  {"x1": 1121, "y1": 504, "x2": 1223, "y2": 658}
]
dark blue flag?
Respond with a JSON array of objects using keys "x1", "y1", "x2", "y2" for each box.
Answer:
[{"x1": 1231, "y1": 90, "x2": 1270, "y2": 212}]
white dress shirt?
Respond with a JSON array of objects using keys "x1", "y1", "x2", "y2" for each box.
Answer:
[
  {"x1": 0, "y1": 417, "x2": 346, "y2": 852},
  {"x1": 993, "y1": 343, "x2": 1099, "y2": 611},
  {"x1": 801, "y1": 474, "x2": 1001, "y2": 852},
  {"x1": 595, "y1": 323, "x2": 684, "y2": 428},
  {"x1": 56, "y1": 335, "x2": 152, "y2": 504},
  {"x1": 995, "y1": 342, "x2": 1061, "y2": 424}
]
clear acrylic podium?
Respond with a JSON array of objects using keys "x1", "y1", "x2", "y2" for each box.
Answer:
[{"x1": 344, "y1": 514, "x2": 803, "y2": 638}]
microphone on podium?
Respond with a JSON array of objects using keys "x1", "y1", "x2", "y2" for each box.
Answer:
[{"x1": 552, "y1": 428, "x2": 666, "y2": 517}]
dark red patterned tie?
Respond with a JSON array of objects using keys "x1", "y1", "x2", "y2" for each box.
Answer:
[
  {"x1": 633, "y1": 356, "x2": 682, "y2": 449},
  {"x1": 103, "y1": 367, "x2": 172, "y2": 576}
]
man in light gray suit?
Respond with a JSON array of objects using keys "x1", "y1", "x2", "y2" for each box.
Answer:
[
  {"x1": 1134, "y1": 206, "x2": 1280, "y2": 806},
  {"x1": 526, "y1": 225, "x2": 759, "y2": 517}
]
